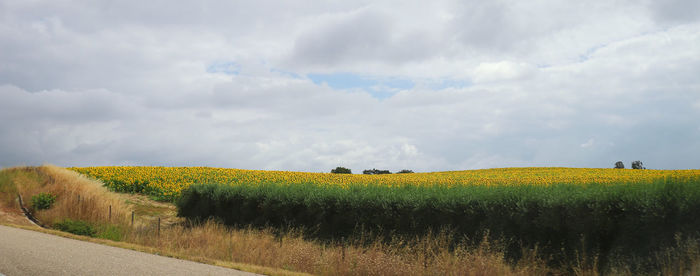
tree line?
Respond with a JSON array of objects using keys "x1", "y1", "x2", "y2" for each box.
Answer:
[
  {"x1": 332, "y1": 160, "x2": 649, "y2": 174},
  {"x1": 614, "y1": 160, "x2": 646, "y2": 169},
  {"x1": 330, "y1": 167, "x2": 413, "y2": 174}
]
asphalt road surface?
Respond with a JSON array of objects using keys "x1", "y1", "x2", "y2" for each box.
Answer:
[{"x1": 0, "y1": 225, "x2": 260, "y2": 276}]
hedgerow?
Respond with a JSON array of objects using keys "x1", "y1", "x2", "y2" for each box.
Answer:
[{"x1": 176, "y1": 176, "x2": 700, "y2": 270}]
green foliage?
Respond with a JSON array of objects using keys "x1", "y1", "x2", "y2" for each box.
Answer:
[
  {"x1": 330, "y1": 167, "x2": 352, "y2": 174},
  {"x1": 396, "y1": 169, "x2": 414, "y2": 174},
  {"x1": 95, "y1": 224, "x2": 125, "y2": 241},
  {"x1": 53, "y1": 219, "x2": 96, "y2": 237},
  {"x1": 100, "y1": 178, "x2": 172, "y2": 201},
  {"x1": 31, "y1": 192, "x2": 56, "y2": 210},
  {"x1": 53, "y1": 218, "x2": 124, "y2": 241},
  {"x1": 176, "y1": 176, "x2": 700, "y2": 272},
  {"x1": 104, "y1": 179, "x2": 150, "y2": 194}
]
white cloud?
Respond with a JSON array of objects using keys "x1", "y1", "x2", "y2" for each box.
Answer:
[
  {"x1": 1, "y1": 1, "x2": 699, "y2": 171},
  {"x1": 472, "y1": 61, "x2": 536, "y2": 83},
  {"x1": 401, "y1": 143, "x2": 418, "y2": 157},
  {"x1": 580, "y1": 139, "x2": 595, "y2": 148}
]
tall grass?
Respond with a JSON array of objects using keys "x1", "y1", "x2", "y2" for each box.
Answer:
[
  {"x1": 28, "y1": 165, "x2": 131, "y2": 227},
  {"x1": 126, "y1": 220, "x2": 548, "y2": 275},
  {"x1": 0, "y1": 167, "x2": 43, "y2": 209}
]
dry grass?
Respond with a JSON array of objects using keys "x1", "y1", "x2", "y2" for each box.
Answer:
[
  {"x1": 126, "y1": 220, "x2": 548, "y2": 276},
  {"x1": 26, "y1": 165, "x2": 132, "y2": 227},
  {"x1": 130, "y1": 220, "x2": 554, "y2": 275},
  {"x1": 0, "y1": 167, "x2": 42, "y2": 209},
  {"x1": 3, "y1": 165, "x2": 699, "y2": 275}
]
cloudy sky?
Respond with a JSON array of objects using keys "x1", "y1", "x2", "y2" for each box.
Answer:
[{"x1": 1, "y1": 1, "x2": 699, "y2": 172}]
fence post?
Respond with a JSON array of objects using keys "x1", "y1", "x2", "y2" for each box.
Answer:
[
  {"x1": 157, "y1": 217, "x2": 161, "y2": 237},
  {"x1": 341, "y1": 237, "x2": 346, "y2": 261},
  {"x1": 131, "y1": 211, "x2": 135, "y2": 226},
  {"x1": 423, "y1": 242, "x2": 428, "y2": 269},
  {"x1": 109, "y1": 205, "x2": 112, "y2": 221}
]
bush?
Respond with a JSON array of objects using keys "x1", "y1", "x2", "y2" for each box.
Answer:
[
  {"x1": 330, "y1": 167, "x2": 352, "y2": 174},
  {"x1": 396, "y1": 169, "x2": 414, "y2": 174},
  {"x1": 53, "y1": 219, "x2": 96, "y2": 237},
  {"x1": 614, "y1": 161, "x2": 625, "y2": 169},
  {"x1": 31, "y1": 192, "x2": 56, "y2": 210}
]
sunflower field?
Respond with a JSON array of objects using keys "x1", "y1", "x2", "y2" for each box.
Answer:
[
  {"x1": 69, "y1": 166, "x2": 700, "y2": 201},
  {"x1": 70, "y1": 166, "x2": 700, "y2": 268}
]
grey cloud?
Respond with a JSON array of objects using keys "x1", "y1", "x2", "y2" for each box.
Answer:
[
  {"x1": 449, "y1": 1, "x2": 519, "y2": 51},
  {"x1": 2, "y1": 1, "x2": 331, "y2": 34},
  {"x1": 289, "y1": 9, "x2": 439, "y2": 68},
  {"x1": 446, "y1": 1, "x2": 646, "y2": 60},
  {"x1": 648, "y1": 0, "x2": 700, "y2": 24},
  {"x1": 0, "y1": 85, "x2": 132, "y2": 123},
  {"x1": 291, "y1": 10, "x2": 392, "y2": 66}
]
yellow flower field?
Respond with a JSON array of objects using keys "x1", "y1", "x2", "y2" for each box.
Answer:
[{"x1": 69, "y1": 166, "x2": 700, "y2": 200}]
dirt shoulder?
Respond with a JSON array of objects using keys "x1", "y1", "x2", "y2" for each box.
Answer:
[{"x1": 0, "y1": 204, "x2": 34, "y2": 227}]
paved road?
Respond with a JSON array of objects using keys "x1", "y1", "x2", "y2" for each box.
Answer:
[{"x1": 0, "y1": 225, "x2": 260, "y2": 276}]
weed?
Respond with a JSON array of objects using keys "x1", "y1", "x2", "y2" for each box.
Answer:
[
  {"x1": 95, "y1": 223, "x2": 126, "y2": 241},
  {"x1": 31, "y1": 192, "x2": 56, "y2": 210},
  {"x1": 53, "y1": 218, "x2": 96, "y2": 237}
]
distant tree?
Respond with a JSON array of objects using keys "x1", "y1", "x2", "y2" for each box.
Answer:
[
  {"x1": 614, "y1": 161, "x2": 625, "y2": 169},
  {"x1": 331, "y1": 167, "x2": 352, "y2": 174},
  {"x1": 362, "y1": 168, "x2": 391, "y2": 175},
  {"x1": 631, "y1": 161, "x2": 645, "y2": 169},
  {"x1": 396, "y1": 169, "x2": 414, "y2": 174}
]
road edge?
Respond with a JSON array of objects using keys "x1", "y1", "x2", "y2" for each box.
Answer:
[{"x1": 0, "y1": 222, "x2": 310, "y2": 276}]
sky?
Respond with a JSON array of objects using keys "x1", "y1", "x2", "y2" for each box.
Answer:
[{"x1": 1, "y1": 0, "x2": 699, "y2": 172}]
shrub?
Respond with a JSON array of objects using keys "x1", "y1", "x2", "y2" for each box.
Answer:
[
  {"x1": 31, "y1": 192, "x2": 56, "y2": 210},
  {"x1": 330, "y1": 167, "x2": 352, "y2": 174},
  {"x1": 396, "y1": 169, "x2": 414, "y2": 174},
  {"x1": 53, "y1": 219, "x2": 96, "y2": 237},
  {"x1": 614, "y1": 161, "x2": 625, "y2": 169}
]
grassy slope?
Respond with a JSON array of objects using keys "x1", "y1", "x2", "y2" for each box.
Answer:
[{"x1": 0, "y1": 166, "x2": 307, "y2": 276}]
